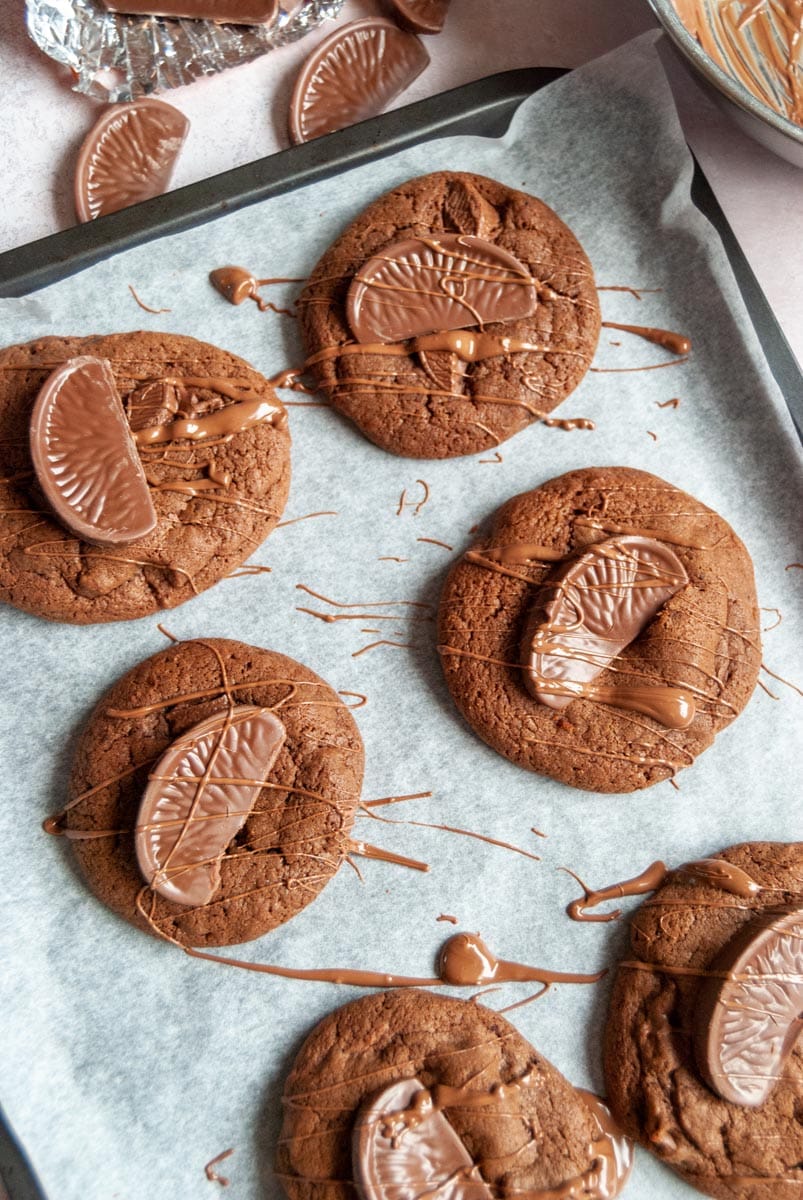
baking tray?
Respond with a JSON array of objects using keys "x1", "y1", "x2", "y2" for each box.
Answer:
[
  {"x1": 0, "y1": 61, "x2": 800, "y2": 1200},
  {"x1": 0, "y1": 65, "x2": 800, "y2": 435}
]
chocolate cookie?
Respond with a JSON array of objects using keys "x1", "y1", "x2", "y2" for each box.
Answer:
[
  {"x1": 276, "y1": 989, "x2": 632, "y2": 1200},
  {"x1": 299, "y1": 172, "x2": 600, "y2": 458},
  {"x1": 603, "y1": 841, "x2": 803, "y2": 1200},
  {"x1": 438, "y1": 467, "x2": 760, "y2": 793},
  {"x1": 0, "y1": 332, "x2": 290, "y2": 623},
  {"x1": 57, "y1": 638, "x2": 363, "y2": 947}
]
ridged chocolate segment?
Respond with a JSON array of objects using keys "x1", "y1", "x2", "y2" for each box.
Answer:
[
  {"x1": 347, "y1": 235, "x2": 537, "y2": 344},
  {"x1": 135, "y1": 705, "x2": 286, "y2": 907},
  {"x1": 29, "y1": 355, "x2": 157, "y2": 547},
  {"x1": 74, "y1": 98, "x2": 189, "y2": 222},
  {"x1": 353, "y1": 1077, "x2": 492, "y2": 1200},
  {"x1": 694, "y1": 908, "x2": 803, "y2": 1107},
  {"x1": 388, "y1": 0, "x2": 450, "y2": 34},
  {"x1": 522, "y1": 536, "x2": 688, "y2": 708},
  {"x1": 289, "y1": 19, "x2": 429, "y2": 144}
]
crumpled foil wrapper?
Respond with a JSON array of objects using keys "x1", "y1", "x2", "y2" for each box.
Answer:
[{"x1": 26, "y1": 0, "x2": 346, "y2": 101}]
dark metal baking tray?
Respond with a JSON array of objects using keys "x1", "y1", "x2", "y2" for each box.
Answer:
[{"x1": 1, "y1": 61, "x2": 800, "y2": 1200}]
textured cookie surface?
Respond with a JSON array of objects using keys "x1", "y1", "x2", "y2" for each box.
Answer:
[
  {"x1": 300, "y1": 171, "x2": 600, "y2": 458},
  {"x1": 603, "y1": 841, "x2": 803, "y2": 1200},
  {"x1": 438, "y1": 467, "x2": 760, "y2": 793},
  {"x1": 63, "y1": 638, "x2": 364, "y2": 947},
  {"x1": 0, "y1": 332, "x2": 290, "y2": 623},
  {"x1": 276, "y1": 989, "x2": 606, "y2": 1200}
]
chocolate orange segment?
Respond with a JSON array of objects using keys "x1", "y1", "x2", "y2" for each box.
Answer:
[
  {"x1": 522, "y1": 536, "x2": 688, "y2": 708},
  {"x1": 353, "y1": 1077, "x2": 493, "y2": 1200},
  {"x1": 388, "y1": 0, "x2": 450, "y2": 34},
  {"x1": 693, "y1": 908, "x2": 803, "y2": 1107},
  {"x1": 289, "y1": 18, "x2": 429, "y2": 145},
  {"x1": 75, "y1": 98, "x2": 189, "y2": 223},
  {"x1": 347, "y1": 235, "x2": 537, "y2": 343},
  {"x1": 135, "y1": 705, "x2": 287, "y2": 908},
  {"x1": 29, "y1": 355, "x2": 157, "y2": 547}
]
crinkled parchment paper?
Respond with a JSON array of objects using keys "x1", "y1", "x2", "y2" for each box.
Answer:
[{"x1": 0, "y1": 32, "x2": 801, "y2": 1200}]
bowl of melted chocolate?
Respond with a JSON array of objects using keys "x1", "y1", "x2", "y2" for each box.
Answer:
[{"x1": 649, "y1": 0, "x2": 803, "y2": 167}]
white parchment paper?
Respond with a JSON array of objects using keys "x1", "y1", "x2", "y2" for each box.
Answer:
[{"x1": 1, "y1": 32, "x2": 801, "y2": 1200}]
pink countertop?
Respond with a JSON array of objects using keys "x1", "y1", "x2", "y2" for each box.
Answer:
[{"x1": 1, "y1": 0, "x2": 800, "y2": 363}]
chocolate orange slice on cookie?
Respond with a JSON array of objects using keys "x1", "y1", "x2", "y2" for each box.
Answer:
[{"x1": 30, "y1": 356, "x2": 156, "y2": 547}]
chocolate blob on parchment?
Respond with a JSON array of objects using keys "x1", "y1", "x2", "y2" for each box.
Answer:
[
  {"x1": 64, "y1": 639, "x2": 364, "y2": 948},
  {"x1": 604, "y1": 841, "x2": 803, "y2": 1200}
]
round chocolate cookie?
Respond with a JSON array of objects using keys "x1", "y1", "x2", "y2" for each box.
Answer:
[
  {"x1": 276, "y1": 989, "x2": 628, "y2": 1200},
  {"x1": 603, "y1": 841, "x2": 803, "y2": 1200},
  {"x1": 61, "y1": 638, "x2": 364, "y2": 947},
  {"x1": 438, "y1": 467, "x2": 761, "y2": 793},
  {"x1": 0, "y1": 332, "x2": 290, "y2": 623},
  {"x1": 299, "y1": 171, "x2": 600, "y2": 458}
]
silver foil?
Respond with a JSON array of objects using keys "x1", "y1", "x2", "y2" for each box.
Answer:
[{"x1": 25, "y1": 0, "x2": 346, "y2": 101}]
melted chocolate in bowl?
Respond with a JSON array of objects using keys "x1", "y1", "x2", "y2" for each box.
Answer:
[
  {"x1": 652, "y1": 0, "x2": 803, "y2": 165},
  {"x1": 672, "y1": 0, "x2": 802, "y2": 127}
]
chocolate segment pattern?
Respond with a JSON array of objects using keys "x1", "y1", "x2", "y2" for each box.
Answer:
[
  {"x1": 353, "y1": 1076, "x2": 492, "y2": 1200},
  {"x1": 75, "y1": 98, "x2": 189, "y2": 222},
  {"x1": 135, "y1": 705, "x2": 286, "y2": 907},
  {"x1": 388, "y1": 0, "x2": 451, "y2": 34},
  {"x1": 521, "y1": 536, "x2": 692, "y2": 726},
  {"x1": 289, "y1": 19, "x2": 429, "y2": 144},
  {"x1": 101, "y1": 0, "x2": 278, "y2": 21},
  {"x1": 29, "y1": 356, "x2": 157, "y2": 547},
  {"x1": 347, "y1": 235, "x2": 538, "y2": 344},
  {"x1": 693, "y1": 908, "x2": 803, "y2": 1107}
]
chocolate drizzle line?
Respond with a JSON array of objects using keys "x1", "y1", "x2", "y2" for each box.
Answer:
[
  {"x1": 352, "y1": 639, "x2": 415, "y2": 658},
  {"x1": 597, "y1": 286, "x2": 662, "y2": 300},
  {"x1": 132, "y1": 921, "x2": 604, "y2": 995},
  {"x1": 275, "y1": 510, "x2": 337, "y2": 529},
  {"x1": 204, "y1": 1148, "x2": 234, "y2": 1187},
  {"x1": 761, "y1": 661, "x2": 803, "y2": 697},
  {"x1": 397, "y1": 479, "x2": 430, "y2": 516},
  {"x1": 590, "y1": 357, "x2": 689, "y2": 374},
  {"x1": 563, "y1": 855, "x2": 767, "y2": 922},
  {"x1": 601, "y1": 321, "x2": 691, "y2": 355},
  {"x1": 358, "y1": 805, "x2": 542, "y2": 863},
  {"x1": 128, "y1": 285, "x2": 171, "y2": 314}
]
